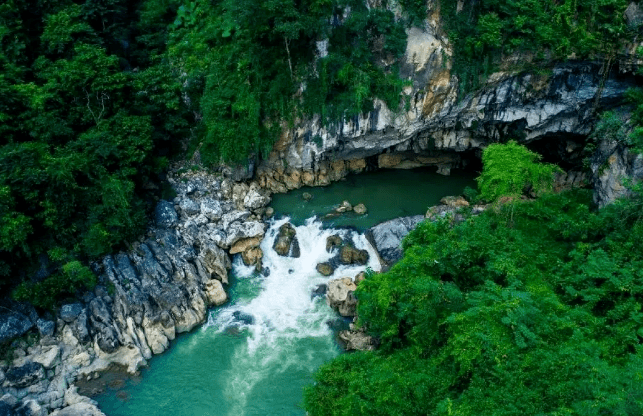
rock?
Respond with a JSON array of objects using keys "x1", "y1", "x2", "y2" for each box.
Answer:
[
  {"x1": 336, "y1": 200, "x2": 352, "y2": 213},
  {"x1": 338, "y1": 329, "x2": 376, "y2": 351},
  {"x1": 243, "y1": 188, "x2": 270, "y2": 210},
  {"x1": 439, "y1": 196, "x2": 469, "y2": 208},
  {"x1": 339, "y1": 245, "x2": 369, "y2": 265},
  {"x1": 326, "y1": 235, "x2": 342, "y2": 252},
  {"x1": 224, "y1": 221, "x2": 265, "y2": 248},
  {"x1": 49, "y1": 403, "x2": 106, "y2": 416},
  {"x1": 354, "y1": 271, "x2": 367, "y2": 285},
  {"x1": 353, "y1": 203, "x2": 367, "y2": 215},
  {"x1": 154, "y1": 200, "x2": 178, "y2": 228},
  {"x1": 35, "y1": 319, "x2": 54, "y2": 338},
  {"x1": 326, "y1": 277, "x2": 358, "y2": 317},
  {"x1": 200, "y1": 242, "x2": 230, "y2": 284},
  {"x1": 0, "y1": 312, "x2": 33, "y2": 344},
  {"x1": 241, "y1": 247, "x2": 263, "y2": 267},
  {"x1": 312, "y1": 284, "x2": 328, "y2": 298},
  {"x1": 264, "y1": 207, "x2": 274, "y2": 217},
  {"x1": 592, "y1": 141, "x2": 643, "y2": 207},
  {"x1": 200, "y1": 198, "x2": 223, "y2": 221},
  {"x1": 368, "y1": 215, "x2": 424, "y2": 265},
  {"x1": 302, "y1": 192, "x2": 313, "y2": 201},
  {"x1": 16, "y1": 400, "x2": 45, "y2": 416},
  {"x1": 204, "y1": 280, "x2": 227, "y2": 306},
  {"x1": 5, "y1": 362, "x2": 45, "y2": 388},
  {"x1": 272, "y1": 223, "x2": 300, "y2": 257},
  {"x1": 0, "y1": 402, "x2": 15, "y2": 416},
  {"x1": 179, "y1": 198, "x2": 200, "y2": 216},
  {"x1": 1, "y1": 393, "x2": 18, "y2": 408},
  {"x1": 32, "y1": 346, "x2": 60, "y2": 369},
  {"x1": 229, "y1": 237, "x2": 262, "y2": 255},
  {"x1": 71, "y1": 310, "x2": 90, "y2": 344},
  {"x1": 316, "y1": 263, "x2": 334, "y2": 276},
  {"x1": 59, "y1": 304, "x2": 83, "y2": 323}
]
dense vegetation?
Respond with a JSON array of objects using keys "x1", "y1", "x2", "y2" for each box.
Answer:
[
  {"x1": 440, "y1": 0, "x2": 638, "y2": 93},
  {"x1": 304, "y1": 143, "x2": 643, "y2": 415},
  {"x1": 0, "y1": 0, "x2": 418, "y2": 304}
]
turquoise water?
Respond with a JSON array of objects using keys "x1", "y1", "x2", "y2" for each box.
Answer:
[
  {"x1": 96, "y1": 168, "x2": 475, "y2": 416},
  {"x1": 269, "y1": 167, "x2": 477, "y2": 229},
  {"x1": 96, "y1": 219, "x2": 381, "y2": 416}
]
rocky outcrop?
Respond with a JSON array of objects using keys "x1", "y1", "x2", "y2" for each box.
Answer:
[
  {"x1": 0, "y1": 169, "x2": 271, "y2": 415},
  {"x1": 367, "y1": 215, "x2": 425, "y2": 266},
  {"x1": 326, "y1": 277, "x2": 358, "y2": 318},
  {"x1": 592, "y1": 140, "x2": 643, "y2": 207}
]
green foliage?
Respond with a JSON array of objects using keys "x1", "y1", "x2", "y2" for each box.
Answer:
[
  {"x1": 0, "y1": 0, "x2": 191, "y2": 296},
  {"x1": 440, "y1": 0, "x2": 635, "y2": 95},
  {"x1": 305, "y1": 189, "x2": 643, "y2": 415},
  {"x1": 168, "y1": 0, "x2": 411, "y2": 163},
  {"x1": 14, "y1": 260, "x2": 97, "y2": 310},
  {"x1": 477, "y1": 141, "x2": 562, "y2": 202}
]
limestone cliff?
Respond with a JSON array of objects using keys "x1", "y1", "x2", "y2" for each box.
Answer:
[{"x1": 257, "y1": 2, "x2": 643, "y2": 206}]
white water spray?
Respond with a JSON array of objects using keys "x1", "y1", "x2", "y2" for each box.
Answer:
[{"x1": 202, "y1": 217, "x2": 380, "y2": 416}]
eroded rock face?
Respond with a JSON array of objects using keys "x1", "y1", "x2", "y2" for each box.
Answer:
[
  {"x1": 5, "y1": 362, "x2": 45, "y2": 388},
  {"x1": 326, "y1": 277, "x2": 358, "y2": 317},
  {"x1": 338, "y1": 328, "x2": 376, "y2": 352},
  {"x1": 592, "y1": 140, "x2": 643, "y2": 207}
]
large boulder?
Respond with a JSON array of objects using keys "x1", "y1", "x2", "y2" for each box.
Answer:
[
  {"x1": 273, "y1": 223, "x2": 300, "y2": 257},
  {"x1": 0, "y1": 312, "x2": 33, "y2": 344},
  {"x1": 204, "y1": 280, "x2": 227, "y2": 306},
  {"x1": 179, "y1": 198, "x2": 200, "y2": 216},
  {"x1": 5, "y1": 362, "x2": 45, "y2": 388},
  {"x1": 243, "y1": 188, "x2": 270, "y2": 210},
  {"x1": 367, "y1": 215, "x2": 424, "y2": 265},
  {"x1": 200, "y1": 198, "x2": 223, "y2": 221},
  {"x1": 316, "y1": 263, "x2": 334, "y2": 276},
  {"x1": 60, "y1": 303, "x2": 83, "y2": 323},
  {"x1": 326, "y1": 277, "x2": 358, "y2": 317},
  {"x1": 154, "y1": 200, "x2": 178, "y2": 228},
  {"x1": 339, "y1": 244, "x2": 369, "y2": 265}
]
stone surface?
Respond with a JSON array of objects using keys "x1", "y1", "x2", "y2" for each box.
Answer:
[
  {"x1": 0, "y1": 312, "x2": 33, "y2": 344},
  {"x1": 0, "y1": 402, "x2": 15, "y2": 416},
  {"x1": 50, "y1": 403, "x2": 106, "y2": 416},
  {"x1": 35, "y1": 319, "x2": 54, "y2": 338},
  {"x1": 338, "y1": 329, "x2": 376, "y2": 351},
  {"x1": 59, "y1": 304, "x2": 83, "y2": 323},
  {"x1": 154, "y1": 200, "x2": 178, "y2": 228},
  {"x1": 204, "y1": 280, "x2": 227, "y2": 306},
  {"x1": 326, "y1": 235, "x2": 342, "y2": 252},
  {"x1": 440, "y1": 196, "x2": 469, "y2": 208},
  {"x1": 31, "y1": 346, "x2": 60, "y2": 369},
  {"x1": 368, "y1": 215, "x2": 425, "y2": 265},
  {"x1": 272, "y1": 223, "x2": 300, "y2": 257},
  {"x1": 316, "y1": 263, "x2": 334, "y2": 277},
  {"x1": 200, "y1": 198, "x2": 223, "y2": 221},
  {"x1": 179, "y1": 198, "x2": 200, "y2": 216},
  {"x1": 326, "y1": 277, "x2": 358, "y2": 317},
  {"x1": 5, "y1": 362, "x2": 45, "y2": 388},
  {"x1": 338, "y1": 245, "x2": 369, "y2": 265},
  {"x1": 353, "y1": 203, "x2": 367, "y2": 215}
]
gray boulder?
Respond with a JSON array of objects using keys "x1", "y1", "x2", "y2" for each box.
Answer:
[
  {"x1": 179, "y1": 198, "x2": 200, "y2": 216},
  {"x1": 367, "y1": 215, "x2": 424, "y2": 265},
  {"x1": 35, "y1": 319, "x2": 54, "y2": 338},
  {"x1": 154, "y1": 200, "x2": 178, "y2": 228},
  {"x1": 326, "y1": 277, "x2": 358, "y2": 317},
  {"x1": 0, "y1": 312, "x2": 33, "y2": 344},
  {"x1": 59, "y1": 304, "x2": 83, "y2": 323},
  {"x1": 5, "y1": 362, "x2": 45, "y2": 388},
  {"x1": 200, "y1": 198, "x2": 223, "y2": 221}
]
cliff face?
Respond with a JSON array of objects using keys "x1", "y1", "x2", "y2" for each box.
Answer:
[{"x1": 257, "y1": 4, "x2": 643, "y2": 206}]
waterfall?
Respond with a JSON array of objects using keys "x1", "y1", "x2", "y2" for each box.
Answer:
[{"x1": 202, "y1": 217, "x2": 381, "y2": 416}]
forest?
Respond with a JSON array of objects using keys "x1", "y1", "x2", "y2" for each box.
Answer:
[{"x1": 1, "y1": 0, "x2": 643, "y2": 412}]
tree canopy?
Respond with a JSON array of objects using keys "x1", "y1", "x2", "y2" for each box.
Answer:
[{"x1": 304, "y1": 144, "x2": 643, "y2": 415}]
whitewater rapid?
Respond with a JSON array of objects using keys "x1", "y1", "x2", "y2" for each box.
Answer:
[{"x1": 202, "y1": 217, "x2": 380, "y2": 416}]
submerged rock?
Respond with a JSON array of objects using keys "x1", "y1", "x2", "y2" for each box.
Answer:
[{"x1": 232, "y1": 311, "x2": 255, "y2": 326}]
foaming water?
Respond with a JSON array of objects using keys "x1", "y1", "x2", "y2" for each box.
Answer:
[{"x1": 96, "y1": 218, "x2": 380, "y2": 416}]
